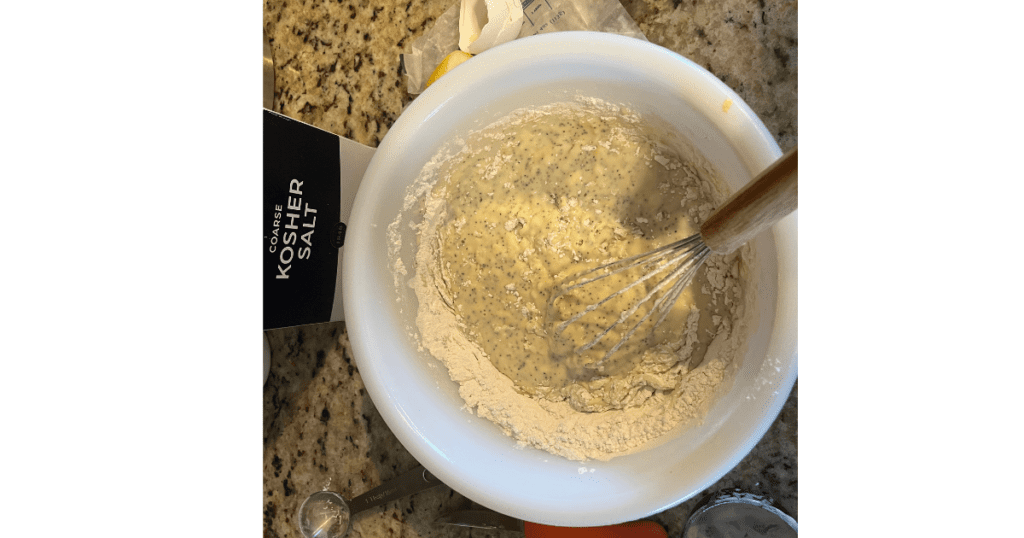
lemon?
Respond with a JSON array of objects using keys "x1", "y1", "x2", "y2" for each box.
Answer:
[{"x1": 425, "y1": 50, "x2": 473, "y2": 89}]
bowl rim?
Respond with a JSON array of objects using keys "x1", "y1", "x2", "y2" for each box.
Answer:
[{"x1": 344, "y1": 31, "x2": 796, "y2": 526}]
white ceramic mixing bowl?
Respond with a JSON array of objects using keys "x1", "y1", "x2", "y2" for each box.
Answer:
[{"x1": 343, "y1": 32, "x2": 797, "y2": 527}]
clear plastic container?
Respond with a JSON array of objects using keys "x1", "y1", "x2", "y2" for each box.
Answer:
[{"x1": 683, "y1": 489, "x2": 797, "y2": 538}]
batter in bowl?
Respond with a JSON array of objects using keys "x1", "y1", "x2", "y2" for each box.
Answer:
[{"x1": 401, "y1": 100, "x2": 752, "y2": 460}]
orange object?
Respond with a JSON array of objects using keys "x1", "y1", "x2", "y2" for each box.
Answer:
[{"x1": 524, "y1": 520, "x2": 668, "y2": 538}]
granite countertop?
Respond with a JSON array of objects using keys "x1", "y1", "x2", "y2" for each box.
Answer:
[{"x1": 263, "y1": 1, "x2": 797, "y2": 536}]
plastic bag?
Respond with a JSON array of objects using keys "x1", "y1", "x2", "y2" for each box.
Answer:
[
  {"x1": 402, "y1": 0, "x2": 647, "y2": 95},
  {"x1": 459, "y1": 0, "x2": 524, "y2": 54}
]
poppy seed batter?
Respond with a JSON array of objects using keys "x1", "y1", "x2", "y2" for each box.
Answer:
[{"x1": 406, "y1": 100, "x2": 752, "y2": 459}]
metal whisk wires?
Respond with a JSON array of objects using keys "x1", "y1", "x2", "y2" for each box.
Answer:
[
  {"x1": 550, "y1": 235, "x2": 711, "y2": 363},
  {"x1": 549, "y1": 146, "x2": 798, "y2": 367}
]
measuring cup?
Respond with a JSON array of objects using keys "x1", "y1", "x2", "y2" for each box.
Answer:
[{"x1": 297, "y1": 464, "x2": 442, "y2": 538}]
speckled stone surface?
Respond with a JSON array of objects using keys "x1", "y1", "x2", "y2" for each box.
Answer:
[{"x1": 263, "y1": 1, "x2": 796, "y2": 536}]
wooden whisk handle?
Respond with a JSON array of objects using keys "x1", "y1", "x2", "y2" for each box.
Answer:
[{"x1": 699, "y1": 146, "x2": 798, "y2": 254}]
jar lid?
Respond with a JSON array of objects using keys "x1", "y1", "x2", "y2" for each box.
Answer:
[{"x1": 683, "y1": 489, "x2": 797, "y2": 538}]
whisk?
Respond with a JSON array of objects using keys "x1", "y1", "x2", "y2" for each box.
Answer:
[{"x1": 550, "y1": 146, "x2": 797, "y2": 364}]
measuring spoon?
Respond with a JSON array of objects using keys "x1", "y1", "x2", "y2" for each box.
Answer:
[{"x1": 297, "y1": 464, "x2": 442, "y2": 538}]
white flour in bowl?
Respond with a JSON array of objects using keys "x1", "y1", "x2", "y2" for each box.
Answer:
[{"x1": 390, "y1": 99, "x2": 754, "y2": 461}]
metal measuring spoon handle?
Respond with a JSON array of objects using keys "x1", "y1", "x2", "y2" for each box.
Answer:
[
  {"x1": 298, "y1": 464, "x2": 444, "y2": 538},
  {"x1": 347, "y1": 464, "x2": 443, "y2": 515}
]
